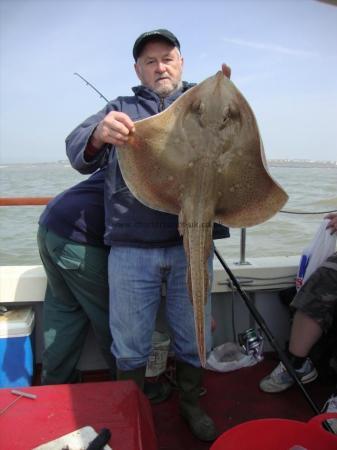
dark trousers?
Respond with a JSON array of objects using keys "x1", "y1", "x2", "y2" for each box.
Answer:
[{"x1": 37, "y1": 225, "x2": 116, "y2": 384}]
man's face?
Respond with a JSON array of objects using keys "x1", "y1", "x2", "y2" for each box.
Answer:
[{"x1": 134, "y1": 40, "x2": 184, "y2": 97}]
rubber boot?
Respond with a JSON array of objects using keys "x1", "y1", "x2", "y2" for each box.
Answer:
[
  {"x1": 117, "y1": 367, "x2": 171, "y2": 404},
  {"x1": 116, "y1": 366, "x2": 146, "y2": 390},
  {"x1": 176, "y1": 361, "x2": 219, "y2": 442},
  {"x1": 143, "y1": 379, "x2": 172, "y2": 404}
]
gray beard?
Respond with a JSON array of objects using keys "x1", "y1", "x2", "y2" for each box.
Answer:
[{"x1": 153, "y1": 79, "x2": 183, "y2": 98}]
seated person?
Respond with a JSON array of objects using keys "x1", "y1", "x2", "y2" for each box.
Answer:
[{"x1": 260, "y1": 212, "x2": 337, "y2": 393}]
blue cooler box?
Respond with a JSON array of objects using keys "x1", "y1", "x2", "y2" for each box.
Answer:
[{"x1": 0, "y1": 307, "x2": 35, "y2": 388}]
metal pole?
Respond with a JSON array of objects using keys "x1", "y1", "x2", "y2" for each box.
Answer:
[
  {"x1": 240, "y1": 228, "x2": 247, "y2": 264},
  {"x1": 235, "y1": 228, "x2": 250, "y2": 265}
]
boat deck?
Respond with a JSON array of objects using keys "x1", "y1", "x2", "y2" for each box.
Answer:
[{"x1": 33, "y1": 353, "x2": 336, "y2": 450}]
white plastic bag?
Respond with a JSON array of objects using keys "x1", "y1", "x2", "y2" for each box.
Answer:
[
  {"x1": 206, "y1": 342, "x2": 261, "y2": 372},
  {"x1": 296, "y1": 219, "x2": 337, "y2": 290}
]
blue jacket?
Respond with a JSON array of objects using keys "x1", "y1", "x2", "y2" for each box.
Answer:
[
  {"x1": 66, "y1": 83, "x2": 229, "y2": 247},
  {"x1": 39, "y1": 169, "x2": 107, "y2": 247}
]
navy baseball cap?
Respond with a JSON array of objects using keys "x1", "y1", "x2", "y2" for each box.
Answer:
[{"x1": 133, "y1": 29, "x2": 180, "y2": 61}]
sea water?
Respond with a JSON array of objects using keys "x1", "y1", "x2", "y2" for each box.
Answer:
[{"x1": 0, "y1": 162, "x2": 336, "y2": 266}]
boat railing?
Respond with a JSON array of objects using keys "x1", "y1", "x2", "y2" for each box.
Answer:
[
  {"x1": 0, "y1": 197, "x2": 251, "y2": 265},
  {"x1": 0, "y1": 197, "x2": 53, "y2": 206},
  {"x1": 1, "y1": 197, "x2": 336, "y2": 266}
]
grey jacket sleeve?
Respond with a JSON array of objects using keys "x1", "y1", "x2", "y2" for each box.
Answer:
[{"x1": 65, "y1": 102, "x2": 118, "y2": 174}]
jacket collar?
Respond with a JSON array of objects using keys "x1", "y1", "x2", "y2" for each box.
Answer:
[{"x1": 132, "y1": 81, "x2": 195, "y2": 103}]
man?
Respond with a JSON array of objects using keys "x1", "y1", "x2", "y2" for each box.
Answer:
[
  {"x1": 37, "y1": 169, "x2": 117, "y2": 384},
  {"x1": 66, "y1": 29, "x2": 230, "y2": 441}
]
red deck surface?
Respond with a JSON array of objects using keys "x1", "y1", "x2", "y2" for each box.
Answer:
[
  {"x1": 151, "y1": 354, "x2": 336, "y2": 450},
  {"x1": 1, "y1": 355, "x2": 335, "y2": 450},
  {"x1": 0, "y1": 381, "x2": 157, "y2": 450}
]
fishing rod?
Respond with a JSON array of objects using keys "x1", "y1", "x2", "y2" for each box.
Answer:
[
  {"x1": 214, "y1": 246, "x2": 337, "y2": 434},
  {"x1": 74, "y1": 72, "x2": 109, "y2": 103},
  {"x1": 214, "y1": 247, "x2": 322, "y2": 415},
  {"x1": 214, "y1": 247, "x2": 336, "y2": 435},
  {"x1": 74, "y1": 71, "x2": 332, "y2": 426}
]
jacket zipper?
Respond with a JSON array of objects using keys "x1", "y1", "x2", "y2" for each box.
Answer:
[{"x1": 159, "y1": 97, "x2": 165, "y2": 112}]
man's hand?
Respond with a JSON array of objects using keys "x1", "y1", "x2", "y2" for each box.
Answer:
[
  {"x1": 325, "y1": 212, "x2": 337, "y2": 235},
  {"x1": 91, "y1": 111, "x2": 135, "y2": 149},
  {"x1": 222, "y1": 63, "x2": 231, "y2": 79}
]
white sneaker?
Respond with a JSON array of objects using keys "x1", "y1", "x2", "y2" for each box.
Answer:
[
  {"x1": 322, "y1": 395, "x2": 337, "y2": 434},
  {"x1": 259, "y1": 358, "x2": 318, "y2": 393}
]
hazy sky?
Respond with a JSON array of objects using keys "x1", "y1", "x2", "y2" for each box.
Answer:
[{"x1": 0, "y1": 0, "x2": 336, "y2": 164}]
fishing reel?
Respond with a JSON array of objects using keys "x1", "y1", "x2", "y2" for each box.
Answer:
[{"x1": 238, "y1": 328, "x2": 264, "y2": 361}]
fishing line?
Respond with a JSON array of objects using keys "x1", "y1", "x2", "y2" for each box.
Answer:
[
  {"x1": 74, "y1": 74, "x2": 336, "y2": 216},
  {"x1": 281, "y1": 209, "x2": 337, "y2": 214}
]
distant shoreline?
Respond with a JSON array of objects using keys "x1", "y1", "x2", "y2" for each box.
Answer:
[
  {"x1": 1, "y1": 159, "x2": 337, "y2": 169},
  {"x1": 268, "y1": 159, "x2": 337, "y2": 169}
]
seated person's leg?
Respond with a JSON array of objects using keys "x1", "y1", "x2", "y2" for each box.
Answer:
[{"x1": 260, "y1": 261, "x2": 337, "y2": 393}]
